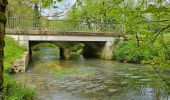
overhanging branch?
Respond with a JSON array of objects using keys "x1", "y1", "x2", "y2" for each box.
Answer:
[{"x1": 151, "y1": 24, "x2": 170, "y2": 44}]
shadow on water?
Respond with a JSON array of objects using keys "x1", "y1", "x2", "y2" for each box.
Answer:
[{"x1": 12, "y1": 47, "x2": 170, "y2": 100}]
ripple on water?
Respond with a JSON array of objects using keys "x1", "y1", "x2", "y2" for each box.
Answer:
[{"x1": 12, "y1": 49, "x2": 170, "y2": 100}]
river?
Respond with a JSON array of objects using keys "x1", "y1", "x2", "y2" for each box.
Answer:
[{"x1": 12, "y1": 47, "x2": 170, "y2": 100}]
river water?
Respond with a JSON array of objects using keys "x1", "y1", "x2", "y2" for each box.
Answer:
[{"x1": 12, "y1": 47, "x2": 170, "y2": 100}]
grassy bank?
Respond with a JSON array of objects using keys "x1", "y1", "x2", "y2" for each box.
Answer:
[
  {"x1": 2, "y1": 37, "x2": 34, "y2": 100},
  {"x1": 4, "y1": 37, "x2": 25, "y2": 71}
]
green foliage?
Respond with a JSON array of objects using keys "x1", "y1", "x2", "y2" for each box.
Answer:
[
  {"x1": 113, "y1": 39, "x2": 161, "y2": 63},
  {"x1": 41, "y1": 0, "x2": 63, "y2": 8},
  {"x1": 4, "y1": 37, "x2": 25, "y2": 71},
  {"x1": 2, "y1": 37, "x2": 35, "y2": 99},
  {"x1": 113, "y1": 41, "x2": 142, "y2": 63},
  {"x1": 111, "y1": 0, "x2": 170, "y2": 70},
  {"x1": 67, "y1": 0, "x2": 170, "y2": 68},
  {"x1": 7, "y1": 0, "x2": 34, "y2": 18},
  {"x1": 70, "y1": 43, "x2": 84, "y2": 52},
  {"x1": 7, "y1": 0, "x2": 63, "y2": 18},
  {"x1": 114, "y1": 37, "x2": 121, "y2": 45},
  {"x1": 141, "y1": 35, "x2": 170, "y2": 70},
  {"x1": 32, "y1": 43, "x2": 57, "y2": 51},
  {"x1": 66, "y1": 0, "x2": 123, "y2": 32},
  {"x1": 3, "y1": 74, "x2": 35, "y2": 100}
]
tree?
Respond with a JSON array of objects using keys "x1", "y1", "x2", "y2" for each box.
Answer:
[
  {"x1": 0, "y1": 0, "x2": 8, "y2": 93},
  {"x1": 67, "y1": 0, "x2": 125, "y2": 32},
  {"x1": 7, "y1": 0, "x2": 34, "y2": 18}
]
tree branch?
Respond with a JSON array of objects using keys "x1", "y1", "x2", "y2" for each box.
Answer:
[
  {"x1": 138, "y1": 19, "x2": 170, "y2": 24},
  {"x1": 151, "y1": 24, "x2": 170, "y2": 44},
  {"x1": 108, "y1": 0, "x2": 124, "y2": 10}
]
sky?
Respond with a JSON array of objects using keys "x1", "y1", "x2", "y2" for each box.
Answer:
[{"x1": 41, "y1": 0, "x2": 76, "y2": 19}]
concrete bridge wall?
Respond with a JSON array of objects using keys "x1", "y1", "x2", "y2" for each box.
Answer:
[
  {"x1": 11, "y1": 51, "x2": 29, "y2": 72},
  {"x1": 29, "y1": 41, "x2": 115, "y2": 60},
  {"x1": 6, "y1": 34, "x2": 114, "y2": 42},
  {"x1": 6, "y1": 34, "x2": 117, "y2": 60}
]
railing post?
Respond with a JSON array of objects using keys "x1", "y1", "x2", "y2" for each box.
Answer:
[
  {"x1": 33, "y1": 18, "x2": 40, "y2": 30},
  {"x1": 78, "y1": 21, "x2": 80, "y2": 31},
  {"x1": 46, "y1": 19, "x2": 49, "y2": 29},
  {"x1": 12, "y1": 18, "x2": 15, "y2": 29},
  {"x1": 7, "y1": 17, "x2": 10, "y2": 29},
  {"x1": 31, "y1": 19, "x2": 33, "y2": 30}
]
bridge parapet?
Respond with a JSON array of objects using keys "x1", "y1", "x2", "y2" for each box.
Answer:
[
  {"x1": 6, "y1": 17, "x2": 125, "y2": 33},
  {"x1": 6, "y1": 29, "x2": 124, "y2": 37}
]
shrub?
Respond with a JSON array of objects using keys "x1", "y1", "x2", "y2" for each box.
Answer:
[
  {"x1": 70, "y1": 43, "x2": 84, "y2": 52},
  {"x1": 113, "y1": 41, "x2": 159, "y2": 63}
]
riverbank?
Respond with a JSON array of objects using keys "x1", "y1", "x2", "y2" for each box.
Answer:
[
  {"x1": 113, "y1": 34, "x2": 170, "y2": 65},
  {"x1": 3, "y1": 37, "x2": 34, "y2": 99},
  {"x1": 112, "y1": 34, "x2": 170, "y2": 92}
]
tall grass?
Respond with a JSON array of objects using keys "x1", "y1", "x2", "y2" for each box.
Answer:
[
  {"x1": 3, "y1": 74, "x2": 35, "y2": 100},
  {"x1": 2, "y1": 37, "x2": 35, "y2": 99},
  {"x1": 4, "y1": 37, "x2": 25, "y2": 71}
]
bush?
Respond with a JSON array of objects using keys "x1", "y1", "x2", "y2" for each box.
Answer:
[
  {"x1": 113, "y1": 41, "x2": 159, "y2": 63},
  {"x1": 70, "y1": 43, "x2": 84, "y2": 52}
]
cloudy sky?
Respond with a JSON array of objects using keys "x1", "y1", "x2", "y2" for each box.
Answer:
[{"x1": 42, "y1": 0, "x2": 76, "y2": 19}]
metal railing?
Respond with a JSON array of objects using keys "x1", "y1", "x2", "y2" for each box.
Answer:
[{"x1": 6, "y1": 17, "x2": 125, "y2": 33}]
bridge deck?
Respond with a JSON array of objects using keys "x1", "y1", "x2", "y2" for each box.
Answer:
[{"x1": 6, "y1": 29, "x2": 124, "y2": 37}]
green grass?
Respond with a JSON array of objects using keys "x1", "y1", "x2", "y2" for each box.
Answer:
[
  {"x1": 2, "y1": 36, "x2": 35, "y2": 99},
  {"x1": 3, "y1": 74, "x2": 35, "y2": 100},
  {"x1": 4, "y1": 37, "x2": 25, "y2": 71}
]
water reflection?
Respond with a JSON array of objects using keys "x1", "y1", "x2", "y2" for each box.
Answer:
[{"x1": 12, "y1": 47, "x2": 170, "y2": 100}]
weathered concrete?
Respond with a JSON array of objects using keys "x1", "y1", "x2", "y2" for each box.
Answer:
[
  {"x1": 29, "y1": 41, "x2": 77, "y2": 60},
  {"x1": 6, "y1": 34, "x2": 114, "y2": 42},
  {"x1": 6, "y1": 29, "x2": 124, "y2": 37},
  {"x1": 28, "y1": 41, "x2": 115, "y2": 59},
  {"x1": 11, "y1": 51, "x2": 29, "y2": 73},
  {"x1": 11, "y1": 40, "x2": 116, "y2": 60},
  {"x1": 59, "y1": 47, "x2": 70, "y2": 60},
  {"x1": 82, "y1": 42, "x2": 105, "y2": 58},
  {"x1": 82, "y1": 41, "x2": 115, "y2": 59},
  {"x1": 6, "y1": 30, "x2": 123, "y2": 60},
  {"x1": 101, "y1": 41, "x2": 114, "y2": 60},
  {"x1": 63, "y1": 48, "x2": 70, "y2": 60}
]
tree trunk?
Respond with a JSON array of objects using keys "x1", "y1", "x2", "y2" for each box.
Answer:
[{"x1": 0, "y1": 0, "x2": 8, "y2": 92}]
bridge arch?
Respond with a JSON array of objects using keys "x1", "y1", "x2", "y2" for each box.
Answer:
[{"x1": 28, "y1": 41, "x2": 115, "y2": 60}]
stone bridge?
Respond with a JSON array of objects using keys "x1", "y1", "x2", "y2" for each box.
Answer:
[{"x1": 6, "y1": 17, "x2": 125, "y2": 60}]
